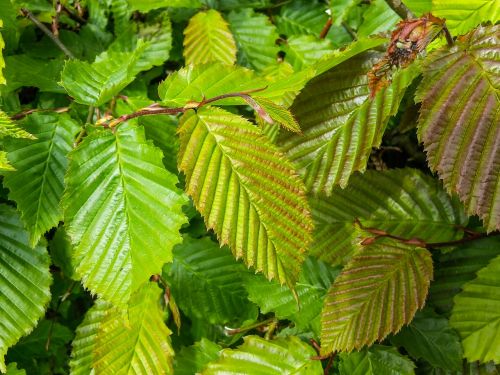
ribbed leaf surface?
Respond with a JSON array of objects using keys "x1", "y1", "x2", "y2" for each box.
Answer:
[
  {"x1": 310, "y1": 168, "x2": 466, "y2": 265},
  {"x1": 339, "y1": 345, "x2": 415, "y2": 375},
  {"x1": 202, "y1": 336, "x2": 323, "y2": 374},
  {"x1": 416, "y1": 25, "x2": 500, "y2": 232},
  {"x1": 3, "y1": 113, "x2": 80, "y2": 246},
  {"x1": 227, "y1": 8, "x2": 279, "y2": 71},
  {"x1": 0, "y1": 205, "x2": 51, "y2": 372},
  {"x1": 321, "y1": 238, "x2": 433, "y2": 354},
  {"x1": 276, "y1": 0, "x2": 328, "y2": 37},
  {"x1": 357, "y1": 0, "x2": 400, "y2": 37},
  {"x1": 93, "y1": 283, "x2": 174, "y2": 374},
  {"x1": 164, "y1": 236, "x2": 257, "y2": 325},
  {"x1": 69, "y1": 301, "x2": 109, "y2": 375},
  {"x1": 278, "y1": 52, "x2": 419, "y2": 193},
  {"x1": 283, "y1": 35, "x2": 333, "y2": 71},
  {"x1": 0, "y1": 21, "x2": 4, "y2": 85},
  {"x1": 0, "y1": 110, "x2": 34, "y2": 140},
  {"x1": 0, "y1": 151, "x2": 13, "y2": 171},
  {"x1": 174, "y1": 339, "x2": 222, "y2": 375},
  {"x1": 450, "y1": 254, "x2": 500, "y2": 363},
  {"x1": 63, "y1": 124, "x2": 187, "y2": 304},
  {"x1": 429, "y1": 236, "x2": 500, "y2": 315},
  {"x1": 183, "y1": 10, "x2": 236, "y2": 65},
  {"x1": 177, "y1": 107, "x2": 313, "y2": 285}
]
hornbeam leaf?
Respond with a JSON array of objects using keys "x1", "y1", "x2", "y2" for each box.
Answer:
[
  {"x1": 0, "y1": 205, "x2": 52, "y2": 372},
  {"x1": 177, "y1": 106, "x2": 313, "y2": 285},
  {"x1": 309, "y1": 168, "x2": 467, "y2": 265},
  {"x1": 251, "y1": 97, "x2": 301, "y2": 133},
  {"x1": 0, "y1": 151, "x2": 13, "y2": 171},
  {"x1": 2, "y1": 113, "x2": 80, "y2": 246},
  {"x1": 276, "y1": 0, "x2": 329, "y2": 37},
  {"x1": 63, "y1": 124, "x2": 187, "y2": 305},
  {"x1": 320, "y1": 238, "x2": 433, "y2": 354},
  {"x1": 227, "y1": 8, "x2": 280, "y2": 71},
  {"x1": 93, "y1": 283, "x2": 174, "y2": 374},
  {"x1": 0, "y1": 20, "x2": 4, "y2": 85},
  {"x1": 0, "y1": 110, "x2": 35, "y2": 140},
  {"x1": 278, "y1": 52, "x2": 419, "y2": 194},
  {"x1": 202, "y1": 335, "x2": 323, "y2": 374},
  {"x1": 339, "y1": 345, "x2": 415, "y2": 375},
  {"x1": 416, "y1": 25, "x2": 500, "y2": 232},
  {"x1": 283, "y1": 35, "x2": 334, "y2": 72},
  {"x1": 450, "y1": 254, "x2": 500, "y2": 363},
  {"x1": 174, "y1": 339, "x2": 222, "y2": 375},
  {"x1": 5, "y1": 363, "x2": 25, "y2": 375},
  {"x1": 163, "y1": 236, "x2": 258, "y2": 325},
  {"x1": 183, "y1": 10, "x2": 236, "y2": 65}
]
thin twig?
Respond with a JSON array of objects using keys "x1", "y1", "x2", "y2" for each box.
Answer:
[
  {"x1": 426, "y1": 232, "x2": 499, "y2": 248},
  {"x1": 384, "y1": 0, "x2": 414, "y2": 19},
  {"x1": 225, "y1": 318, "x2": 276, "y2": 335},
  {"x1": 10, "y1": 106, "x2": 69, "y2": 120},
  {"x1": 62, "y1": 4, "x2": 87, "y2": 24},
  {"x1": 52, "y1": 0, "x2": 62, "y2": 37},
  {"x1": 21, "y1": 8, "x2": 75, "y2": 59},
  {"x1": 319, "y1": 18, "x2": 333, "y2": 39},
  {"x1": 442, "y1": 24, "x2": 454, "y2": 46},
  {"x1": 341, "y1": 21, "x2": 357, "y2": 40}
]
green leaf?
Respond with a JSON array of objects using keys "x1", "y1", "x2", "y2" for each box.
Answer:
[
  {"x1": 163, "y1": 235, "x2": 258, "y2": 325},
  {"x1": 227, "y1": 8, "x2": 280, "y2": 71},
  {"x1": 450, "y1": 254, "x2": 500, "y2": 363},
  {"x1": 49, "y1": 228, "x2": 76, "y2": 280},
  {"x1": 276, "y1": 0, "x2": 328, "y2": 37},
  {"x1": 177, "y1": 106, "x2": 313, "y2": 285},
  {"x1": 0, "y1": 205, "x2": 52, "y2": 373},
  {"x1": 244, "y1": 257, "x2": 340, "y2": 336},
  {"x1": 128, "y1": 0, "x2": 202, "y2": 12},
  {"x1": 2, "y1": 113, "x2": 80, "y2": 246},
  {"x1": 202, "y1": 335, "x2": 323, "y2": 374},
  {"x1": 357, "y1": 0, "x2": 400, "y2": 37},
  {"x1": 321, "y1": 238, "x2": 433, "y2": 354},
  {"x1": 174, "y1": 339, "x2": 222, "y2": 375},
  {"x1": 390, "y1": 308, "x2": 463, "y2": 370},
  {"x1": 339, "y1": 345, "x2": 415, "y2": 375},
  {"x1": 93, "y1": 283, "x2": 174, "y2": 374},
  {"x1": 5, "y1": 363, "x2": 25, "y2": 375},
  {"x1": 0, "y1": 20, "x2": 5, "y2": 85},
  {"x1": 0, "y1": 110, "x2": 35, "y2": 140},
  {"x1": 283, "y1": 35, "x2": 334, "y2": 71},
  {"x1": 69, "y1": 301, "x2": 109, "y2": 375},
  {"x1": 309, "y1": 168, "x2": 467, "y2": 265},
  {"x1": 432, "y1": 0, "x2": 500, "y2": 36},
  {"x1": 63, "y1": 124, "x2": 187, "y2": 305},
  {"x1": 183, "y1": 10, "x2": 236, "y2": 65},
  {"x1": 278, "y1": 52, "x2": 419, "y2": 193},
  {"x1": 251, "y1": 97, "x2": 301, "y2": 133},
  {"x1": 416, "y1": 25, "x2": 500, "y2": 232},
  {"x1": 429, "y1": 237, "x2": 500, "y2": 315},
  {"x1": 0, "y1": 151, "x2": 13, "y2": 171}
]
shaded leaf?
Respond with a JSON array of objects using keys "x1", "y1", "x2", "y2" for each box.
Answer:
[
  {"x1": 0, "y1": 205, "x2": 52, "y2": 372},
  {"x1": 202, "y1": 335, "x2": 323, "y2": 374},
  {"x1": 183, "y1": 10, "x2": 236, "y2": 65},
  {"x1": 276, "y1": 0, "x2": 328, "y2": 37},
  {"x1": 2, "y1": 113, "x2": 80, "y2": 246},
  {"x1": 340, "y1": 345, "x2": 415, "y2": 375},
  {"x1": 416, "y1": 24, "x2": 499, "y2": 232},
  {"x1": 177, "y1": 106, "x2": 313, "y2": 286},
  {"x1": 321, "y1": 238, "x2": 433, "y2": 354},
  {"x1": 63, "y1": 124, "x2": 187, "y2": 305},
  {"x1": 283, "y1": 35, "x2": 334, "y2": 71},
  {"x1": 357, "y1": 0, "x2": 400, "y2": 37},
  {"x1": 174, "y1": 339, "x2": 222, "y2": 375}
]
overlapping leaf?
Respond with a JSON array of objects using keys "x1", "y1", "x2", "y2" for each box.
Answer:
[
  {"x1": 339, "y1": 345, "x2": 415, "y2": 375},
  {"x1": 202, "y1": 336, "x2": 323, "y2": 374},
  {"x1": 227, "y1": 8, "x2": 280, "y2": 71},
  {"x1": 357, "y1": 0, "x2": 400, "y2": 37},
  {"x1": 177, "y1": 107, "x2": 313, "y2": 285},
  {"x1": 278, "y1": 51, "x2": 419, "y2": 193},
  {"x1": 183, "y1": 10, "x2": 236, "y2": 65},
  {"x1": 0, "y1": 205, "x2": 51, "y2": 372},
  {"x1": 93, "y1": 283, "x2": 174, "y2": 374},
  {"x1": 321, "y1": 238, "x2": 433, "y2": 354},
  {"x1": 63, "y1": 124, "x2": 187, "y2": 304},
  {"x1": 0, "y1": 151, "x2": 13, "y2": 171},
  {"x1": 174, "y1": 339, "x2": 222, "y2": 375},
  {"x1": 309, "y1": 168, "x2": 467, "y2": 265},
  {"x1": 283, "y1": 35, "x2": 334, "y2": 71},
  {"x1": 450, "y1": 254, "x2": 500, "y2": 363},
  {"x1": 0, "y1": 111, "x2": 34, "y2": 140},
  {"x1": 416, "y1": 25, "x2": 499, "y2": 232},
  {"x1": 164, "y1": 236, "x2": 257, "y2": 325},
  {"x1": 2, "y1": 113, "x2": 79, "y2": 246}
]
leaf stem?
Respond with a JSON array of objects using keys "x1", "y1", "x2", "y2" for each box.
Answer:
[
  {"x1": 225, "y1": 317, "x2": 277, "y2": 335},
  {"x1": 10, "y1": 107, "x2": 69, "y2": 120},
  {"x1": 383, "y1": 0, "x2": 414, "y2": 19},
  {"x1": 21, "y1": 8, "x2": 75, "y2": 59},
  {"x1": 319, "y1": 18, "x2": 333, "y2": 39}
]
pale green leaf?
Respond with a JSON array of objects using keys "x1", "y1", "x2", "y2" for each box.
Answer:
[
  {"x1": 93, "y1": 283, "x2": 174, "y2": 374},
  {"x1": 321, "y1": 238, "x2": 433, "y2": 354},
  {"x1": 183, "y1": 10, "x2": 236, "y2": 65},
  {"x1": 309, "y1": 168, "x2": 466, "y2": 265},
  {"x1": 163, "y1": 235, "x2": 258, "y2": 325},
  {"x1": 2, "y1": 113, "x2": 80, "y2": 246},
  {"x1": 390, "y1": 309, "x2": 463, "y2": 370},
  {"x1": 251, "y1": 97, "x2": 301, "y2": 133},
  {"x1": 278, "y1": 52, "x2": 419, "y2": 193},
  {"x1": 174, "y1": 339, "x2": 222, "y2": 375},
  {"x1": 0, "y1": 151, "x2": 13, "y2": 171},
  {"x1": 357, "y1": 0, "x2": 400, "y2": 37},
  {"x1": 451, "y1": 254, "x2": 500, "y2": 363},
  {"x1": 202, "y1": 335, "x2": 323, "y2": 374},
  {"x1": 63, "y1": 124, "x2": 187, "y2": 305},
  {"x1": 227, "y1": 8, "x2": 280, "y2": 71},
  {"x1": 0, "y1": 20, "x2": 5, "y2": 85},
  {"x1": 70, "y1": 301, "x2": 109, "y2": 375},
  {"x1": 416, "y1": 25, "x2": 500, "y2": 232},
  {"x1": 128, "y1": 0, "x2": 201, "y2": 12},
  {"x1": 0, "y1": 110, "x2": 35, "y2": 140},
  {"x1": 244, "y1": 257, "x2": 340, "y2": 336},
  {"x1": 276, "y1": 0, "x2": 329, "y2": 37},
  {"x1": 0, "y1": 205, "x2": 52, "y2": 373},
  {"x1": 5, "y1": 363, "x2": 25, "y2": 375},
  {"x1": 339, "y1": 345, "x2": 415, "y2": 375},
  {"x1": 177, "y1": 106, "x2": 313, "y2": 285},
  {"x1": 283, "y1": 35, "x2": 334, "y2": 71}
]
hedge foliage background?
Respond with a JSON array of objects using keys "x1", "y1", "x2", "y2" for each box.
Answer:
[{"x1": 0, "y1": 0, "x2": 499, "y2": 374}]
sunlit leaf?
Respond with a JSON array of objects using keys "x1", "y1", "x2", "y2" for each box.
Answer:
[
  {"x1": 283, "y1": 35, "x2": 333, "y2": 71},
  {"x1": 0, "y1": 110, "x2": 35, "y2": 140}
]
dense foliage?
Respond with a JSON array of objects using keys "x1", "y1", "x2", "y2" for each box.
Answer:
[{"x1": 0, "y1": 0, "x2": 499, "y2": 374}]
